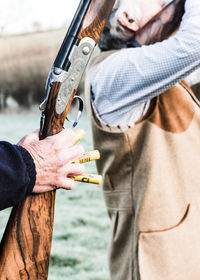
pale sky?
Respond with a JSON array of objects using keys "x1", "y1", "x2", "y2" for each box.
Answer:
[
  {"x1": 0, "y1": 0, "x2": 80, "y2": 35},
  {"x1": 0, "y1": 0, "x2": 174, "y2": 36}
]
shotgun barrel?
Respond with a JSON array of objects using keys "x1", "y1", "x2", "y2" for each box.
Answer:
[{"x1": 0, "y1": 1, "x2": 116, "y2": 279}]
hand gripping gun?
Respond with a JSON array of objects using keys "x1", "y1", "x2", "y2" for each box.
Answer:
[{"x1": 0, "y1": 1, "x2": 115, "y2": 279}]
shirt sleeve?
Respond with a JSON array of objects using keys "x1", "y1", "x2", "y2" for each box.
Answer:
[
  {"x1": 0, "y1": 141, "x2": 36, "y2": 210},
  {"x1": 91, "y1": 0, "x2": 200, "y2": 126}
]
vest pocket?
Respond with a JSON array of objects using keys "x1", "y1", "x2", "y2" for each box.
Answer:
[
  {"x1": 138, "y1": 203, "x2": 200, "y2": 280},
  {"x1": 103, "y1": 173, "x2": 133, "y2": 210}
]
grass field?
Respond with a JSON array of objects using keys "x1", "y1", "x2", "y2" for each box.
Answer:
[{"x1": 0, "y1": 111, "x2": 110, "y2": 280}]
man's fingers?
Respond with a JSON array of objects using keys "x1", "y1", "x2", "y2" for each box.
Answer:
[
  {"x1": 66, "y1": 163, "x2": 85, "y2": 176},
  {"x1": 32, "y1": 184, "x2": 56, "y2": 193},
  {"x1": 58, "y1": 145, "x2": 84, "y2": 166},
  {"x1": 47, "y1": 129, "x2": 81, "y2": 150},
  {"x1": 60, "y1": 178, "x2": 75, "y2": 190}
]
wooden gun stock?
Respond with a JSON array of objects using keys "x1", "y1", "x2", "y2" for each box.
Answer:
[{"x1": 0, "y1": 0, "x2": 115, "y2": 279}]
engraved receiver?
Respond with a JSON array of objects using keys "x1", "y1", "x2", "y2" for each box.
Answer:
[
  {"x1": 39, "y1": 0, "x2": 116, "y2": 139},
  {"x1": 0, "y1": 1, "x2": 116, "y2": 279}
]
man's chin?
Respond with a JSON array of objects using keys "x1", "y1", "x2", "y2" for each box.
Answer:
[{"x1": 99, "y1": 21, "x2": 135, "y2": 50}]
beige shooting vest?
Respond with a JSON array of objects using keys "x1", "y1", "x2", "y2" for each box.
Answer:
[{"x1": 85, "y1": 50, "x2": 200, "y2": 280}]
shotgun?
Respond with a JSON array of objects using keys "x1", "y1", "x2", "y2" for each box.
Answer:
[{"x1": 0, "y1": 0, "x2": 115, "y2": 279}]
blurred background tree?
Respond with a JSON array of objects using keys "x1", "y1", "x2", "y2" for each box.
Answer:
[
  {"x1": 0, "y1": 29, "x2": 84, "y2": 110},
  {"x1": 0, "y1": 0, "x2": 82, "y2": 111},
  {"x1": 0, "y1": 28, "x2": 199, "y2": 110},
  {"x1": 0, "y1": 29, "x2": 70, "y2": 109}
]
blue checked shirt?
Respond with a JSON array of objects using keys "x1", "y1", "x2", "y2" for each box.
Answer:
[{"x1": 91, "y1": 0, "x2": 200, "y2": 126}]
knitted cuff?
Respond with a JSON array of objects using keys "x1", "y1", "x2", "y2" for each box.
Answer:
[{"x1": 16, "y1": 145, "x2": 36, "y2": 195}]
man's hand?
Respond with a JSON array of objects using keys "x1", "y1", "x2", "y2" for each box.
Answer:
[{"x1": 18, "y1": 129, "x2": 85, "y2": 193}]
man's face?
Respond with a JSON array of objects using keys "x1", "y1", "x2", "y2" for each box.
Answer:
[{"x1": 108, "y1": 0, "x2": 168, "y2": 41}]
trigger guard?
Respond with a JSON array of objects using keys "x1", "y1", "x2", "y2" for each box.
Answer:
[{"x1": 66, "y1": 95, "x2": 84, "y2": 128}]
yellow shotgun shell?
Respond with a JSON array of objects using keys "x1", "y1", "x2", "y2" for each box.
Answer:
[
  {"x1": 73, "y1": 150, "x2": 100, "y2": 164},
  {"x1": 71, "y1": 174, "x2": 102, "y2": 185},
  {"x1": 71, "y1": 129, "x2": 86, "y2": 146}
]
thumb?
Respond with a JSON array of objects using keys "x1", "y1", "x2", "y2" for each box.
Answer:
[
  {"x1": 17, "y1": 130, "x2": 39, "y2": 145},
  {"x1": 46, "y1": 129, "x2": 82, "y2": 149}
]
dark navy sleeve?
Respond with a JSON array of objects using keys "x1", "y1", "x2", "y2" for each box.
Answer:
[{"x1": 0, "y1": 141, "x2": 36, "y2": 210}]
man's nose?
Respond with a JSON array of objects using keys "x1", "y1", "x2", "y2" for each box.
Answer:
[
  {"x1": 123, "y1": 11, "x2": 135, "y2": 24},
  {"x1": 118, "y1": 10, "x2": 140, "y2": 32}
]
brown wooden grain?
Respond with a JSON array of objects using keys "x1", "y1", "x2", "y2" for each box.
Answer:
[
  {"x1": 0, "y1": 83, "x2": 75, "y2": 280},
  {"x1": 78, "y1": 0, "x2": 116, "y2": 42},
  {"x1": 0, "y1": 0, "x2": 116, "y2": 279},
  {"x1": 42, "y1": 83, "x2": 77, "y2": 138},
  {"x1": 0, "y1": 192, "x2": 55, "y2": 280},
  {"x1": 42, "y1": 82, "x2": 64, "y2": 137}
]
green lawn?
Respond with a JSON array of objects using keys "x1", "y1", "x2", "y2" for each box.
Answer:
[{"x1": 0, "y1": 111, "x2": 110, "y2": 280}]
